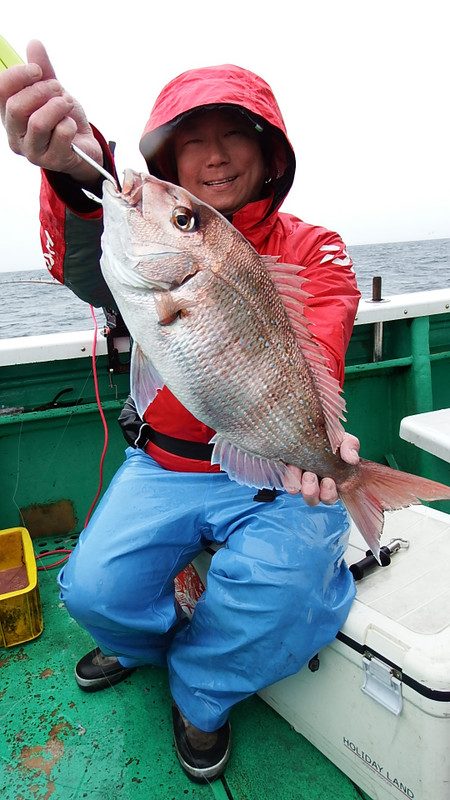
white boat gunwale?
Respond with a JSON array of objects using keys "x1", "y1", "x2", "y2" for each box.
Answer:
[{"x1": 0, "y1": 287, "x2": 449, "y2": 368}]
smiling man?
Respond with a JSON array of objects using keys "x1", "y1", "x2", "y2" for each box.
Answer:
[
  {"x1": 172, "y1": 109, "x2": 267, "y2": 215},
  {"x1": 0, "y1": 48, "x2": 361, "y2": 784}
]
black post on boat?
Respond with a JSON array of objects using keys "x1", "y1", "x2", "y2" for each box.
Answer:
[
  {"x1": 372, "y1": 276, "x2": 382, "y2": 302},
  {"x1": 372, "y1": 276, "x2": 383, "y2": 362}
]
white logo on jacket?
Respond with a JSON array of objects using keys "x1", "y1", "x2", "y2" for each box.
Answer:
[
  {"x1": 43, "y1": 230, "x2": 55, "y2": 270},
  {"x1": 319, "y1": 243, "x2": 352, "y2": 267}
]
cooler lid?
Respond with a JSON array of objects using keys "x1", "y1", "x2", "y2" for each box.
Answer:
[{"x1": 341, "y1": 505, "x2": 450, "y2": 694}]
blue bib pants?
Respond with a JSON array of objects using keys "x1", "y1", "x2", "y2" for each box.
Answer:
[{"x1": 58, "y1": 447, "x2": 355, "y2": 732}]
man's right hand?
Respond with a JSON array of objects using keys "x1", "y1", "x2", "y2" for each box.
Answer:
[{"x1": 0, "y1": 40, "x2": 103, "y2": 185}]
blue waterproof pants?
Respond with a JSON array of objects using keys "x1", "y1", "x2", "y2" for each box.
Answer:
[{"x1": 58, "y1": 447, "x2": 355, "y2": 731}]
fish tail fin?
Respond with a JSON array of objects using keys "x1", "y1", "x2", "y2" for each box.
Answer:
[{"x1": 338, "y1": 458, "x2": 450, "y2": 562}]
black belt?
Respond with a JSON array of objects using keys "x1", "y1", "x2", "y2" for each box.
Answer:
[
  {"x1": 134, "y1": 422, "x2": 279, "y2": 502},
  {"x1": 135, "y1": 423, "x2": 214, "y2": 461}
]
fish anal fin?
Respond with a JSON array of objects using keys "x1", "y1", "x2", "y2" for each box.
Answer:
[{"x1": 210, "y1": 435, "x2": 287, "y2": 490}]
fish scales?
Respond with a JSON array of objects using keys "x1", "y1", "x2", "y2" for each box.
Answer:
[
  {"x1": 200, "y1": 243, "x2": 332, "y2": 465},
  {"x1": 168, "y1": 215, "x2": 333, "y2": 470}
]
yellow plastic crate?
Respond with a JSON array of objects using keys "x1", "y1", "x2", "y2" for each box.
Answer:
[{"x1": 0, "y1": 527, "x2": 43, "y2": 647}]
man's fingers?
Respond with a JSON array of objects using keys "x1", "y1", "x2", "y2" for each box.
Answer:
[
  {"x1": 0, "y1": 63, "x2": 41, "y2": 114},
  {"x1": 282, "y1": 465, "x2": 303, "y2": 493},
  {"x1": 25, "y1": 99, "x2": 76, "y2": 164},
  {"x1": 1, "y1": 40, "x2": 100, "y2": 177},
  {"x1": 5, "y1": 80, "x2": 73, "y2": 156},
  {"x1": 340, "y1": 434, "x2": 360, "y2": 465},
  {"x1": 301, "y1": 472, "x2": 320, "y2": 506},
  {"x1": 302, "y1": 474, "x2": 338, "y2": 506},
  {"x1": 318, "y1": 477, "x2": 339, "y2": 505},
  {"x1": 5, "y1": 79, "x2": 66, "y2": 143},
  {"x1": 26, "y1": 40, "x2": 56, "y2": 81}
]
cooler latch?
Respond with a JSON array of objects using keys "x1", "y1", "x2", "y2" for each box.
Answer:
[{"x1": 362, "y1": 653, "x2": 403, "y2": 715}]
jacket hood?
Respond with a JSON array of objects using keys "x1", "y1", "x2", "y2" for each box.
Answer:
[{"x1": 139, "y1": 64, "x2": 296, "y2": 215}]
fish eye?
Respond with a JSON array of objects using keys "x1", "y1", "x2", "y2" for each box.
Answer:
[{"x1": 171, "y1": 207, "x2": 198, "y2": 232}]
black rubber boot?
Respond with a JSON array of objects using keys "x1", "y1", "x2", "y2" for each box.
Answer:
[
  {"x1": 75, "y1": 647, "x2": 135, "y2": 692},
  {"x1": 172, "y1": 703, "x2": 231, "y2": 783}
]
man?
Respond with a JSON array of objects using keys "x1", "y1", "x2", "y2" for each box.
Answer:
[{"x1": 0, "y1": 42, "x2": 360, "y2": 783}]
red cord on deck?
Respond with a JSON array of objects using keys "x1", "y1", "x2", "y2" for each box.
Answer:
[
  {"x1": 37, "y1": 549, "x2": 72, "y2": 570},
  {"x1": 84, "y1": 305, "x2": 109, "y2": 528}
]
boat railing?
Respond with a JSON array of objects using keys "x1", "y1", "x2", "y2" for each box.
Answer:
[
  {"x1": 0, "y1": 287, "x2": 448, "y2": 367},
  {"x1": 0, "y1": 288, "x2": 448, "y2": 530}
]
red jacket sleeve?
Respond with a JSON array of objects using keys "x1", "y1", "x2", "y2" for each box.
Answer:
[
  {"x1": 38, "y1": 126, "x2": 118, "y2": 308},
  {"x1": 284, "y1": 223, "x2": 360, "y2": 387}
]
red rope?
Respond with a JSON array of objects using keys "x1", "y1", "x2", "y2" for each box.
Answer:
[
  {"x1": 36, "y1": 549, "x2": 72, "y2": 570},
  {"x1": 35, "y1": 312, "x2": 110, "y2": 570}
]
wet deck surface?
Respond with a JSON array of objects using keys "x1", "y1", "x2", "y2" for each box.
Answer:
[{"x1": 1, "y1": 536, "x2": 370, "y2": 800}]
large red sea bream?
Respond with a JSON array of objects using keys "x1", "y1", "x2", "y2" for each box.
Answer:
[{"x1": 100, "y1": 171, "x2": 450, "y2": 560}]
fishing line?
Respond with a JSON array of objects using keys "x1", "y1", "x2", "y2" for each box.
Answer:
[
  {"x1": 8, "y1": 306, "x2": 100, "y2": 549},
  {"x1": 39, "y1": 308, "x2": 105, "y2": 474},
  {"x1": 29, "y1": 302, "x2": 106, "y2": 489},
  {"x1": 11, "y1": 418, "x2": 25, "y2": 528},
  {"x1": 7, "y1": 302, "x2": 112, "y2": 588},
  {"x1": 8, "y1": 417, "x2": 72, "y2": 584},
  {"x1": 84, "y1": 304, "x2": 109, "y2": 527}
]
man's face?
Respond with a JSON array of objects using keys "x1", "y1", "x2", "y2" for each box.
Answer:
[{"x1": 173, "y1": 109, "x2": 267, "y2": 215}]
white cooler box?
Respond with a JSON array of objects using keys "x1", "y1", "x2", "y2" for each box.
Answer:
[{"x1": 258, "y1": 504, "x2": 450, "y2": 800}]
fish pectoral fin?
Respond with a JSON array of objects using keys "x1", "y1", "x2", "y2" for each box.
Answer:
[
  {"x1": 130, "y1": 343, "x2": 165, "y2": 418},
  {"x1": 210, "y1": 435, "x2": 287, "y2": 490},
  {"x1": 154, "y1": 291, "x2": 196, "y2": 326}
]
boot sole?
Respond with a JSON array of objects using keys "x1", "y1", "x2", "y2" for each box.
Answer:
[
  {"x1": 175, "y1": 736, "x2": 231, "y2": 783},
  {"x1": 75, "y1": 667, "x2": 135, "y2": 692}
]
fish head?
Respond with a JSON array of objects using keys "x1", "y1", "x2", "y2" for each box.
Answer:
[{"x1": 100, "y1": 170, "x2": 232, "y2": 294}]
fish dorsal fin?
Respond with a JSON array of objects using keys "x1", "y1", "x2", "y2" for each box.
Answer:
[
  {"x1": 262, "y1": 256, "x2": 346, "y2": 453},
  {"x1": 210, "y1": 434, "x2": 288, "y2": 490},
  {"x1": 130, "y1": 343, "x2": 165, "y2": 418}
]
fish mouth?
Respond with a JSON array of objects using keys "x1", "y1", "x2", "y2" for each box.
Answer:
[
  {"x1": 104, "y1": 177, "x2": 181, "y2": 263},
  {"x1": 104, "y1": 172, "x2": 146, "y2": 209},
  {"x1": 103, "y1": 172, "x2": 200, "y2": 291},
  {"x1": 103, "y1": 181, "x2": 122, "y2": 197}
]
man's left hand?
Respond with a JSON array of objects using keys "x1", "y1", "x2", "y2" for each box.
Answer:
[{"x1": 282, "y1": 433, "x2": 360, "y2": 505}]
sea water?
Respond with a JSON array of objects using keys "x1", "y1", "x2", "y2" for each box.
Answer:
[{"x1": 0, "y1": 238, "x2": 448, "y2": 339}]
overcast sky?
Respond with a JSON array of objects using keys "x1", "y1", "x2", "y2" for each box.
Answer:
[{"x1": 1, "y1": 0, "x2": 449, "y2": 272}]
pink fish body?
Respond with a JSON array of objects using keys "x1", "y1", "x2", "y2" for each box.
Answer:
[{"x1": 100, "y1": 171, "x2": 450, "y2": 560}]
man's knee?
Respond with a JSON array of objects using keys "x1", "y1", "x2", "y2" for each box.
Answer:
[{"x1": 57, "y1": 550, "x2": 111, "y2": 625}]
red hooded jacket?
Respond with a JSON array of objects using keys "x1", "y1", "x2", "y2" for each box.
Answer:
[{"x1": 39, "y1": 64, "x2": 360, "y2": 473}]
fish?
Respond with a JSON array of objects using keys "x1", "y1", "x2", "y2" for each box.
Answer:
[{"x1": 99, "y1": 170, "x2": 450, "y2": 560}]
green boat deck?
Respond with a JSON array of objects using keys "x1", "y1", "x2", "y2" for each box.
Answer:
[
  {"x1": 1, "y1": 535, "x2": 370, "y2": 800},
  {"x1": 1, "y1": 294, "x2": 450, "y2": 798}
]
